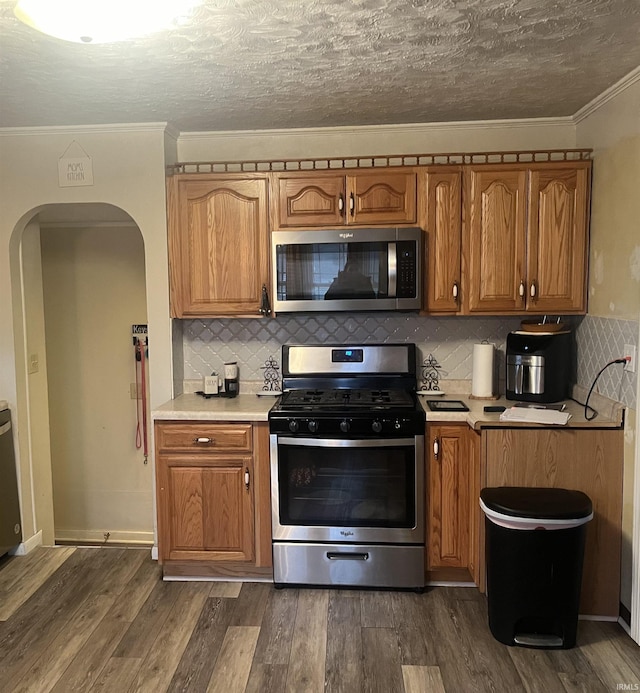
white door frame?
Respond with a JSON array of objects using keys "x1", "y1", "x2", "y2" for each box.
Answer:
[{"x1": 630, "y1": 315, "x2": 640, "y2": 644}]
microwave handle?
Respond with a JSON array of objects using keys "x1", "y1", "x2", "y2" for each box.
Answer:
[{"x1": 388, "y1": 242, "x2": 397, "y2": 298}]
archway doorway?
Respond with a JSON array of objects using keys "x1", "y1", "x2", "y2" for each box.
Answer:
[{"x1": 20, "y1": 203, "x2": 153, "y2": 547}]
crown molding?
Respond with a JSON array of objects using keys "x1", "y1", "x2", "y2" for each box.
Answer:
[
  {"x1": 177, "y1": 116, "x2": 575, "y2": 141},
  {"x1": 0, "y1": 122, "x2": 171, "y2": 137},
  {"x1": 573, "y1": 66, "x2": 640, "y2": 124}
]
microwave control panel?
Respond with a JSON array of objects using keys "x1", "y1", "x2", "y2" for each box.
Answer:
[{"x1": 397, "y1": 241, "x2": 417, "y2": 298}]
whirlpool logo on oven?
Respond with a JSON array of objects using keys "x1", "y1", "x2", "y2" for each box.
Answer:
[
  {"x1": 338, "y1": 233, "x2": 354, "y2": 239},
  {"x1": 340, "y1": 530, "x2": 354, "y2": 537}
]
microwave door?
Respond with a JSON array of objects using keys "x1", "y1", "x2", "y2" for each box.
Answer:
[{"x1": 388, "y1": 242, "x2": 397, "y2": 298}]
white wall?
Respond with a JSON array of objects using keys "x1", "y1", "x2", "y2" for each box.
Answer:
[
  {"x1": 576, "y1": 75, "x2": 640, "y2": 614},
  {"x1": 41, "y1": 224, "x2": 153, "y2": 544},
  {"x1": 177, "y1": 118, "x2": 577, "y2": 162},
  {"x1": 0, "y1": 124, "x2": 172, "y2": 545}
]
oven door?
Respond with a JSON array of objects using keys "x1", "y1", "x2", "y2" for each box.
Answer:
[{"x1": 270, "y1": 435, "x2": 424, "y2": 544}]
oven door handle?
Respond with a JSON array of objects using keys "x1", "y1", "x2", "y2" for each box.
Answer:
[
  {"x1": 326, "y1": 551, "x2": 369, "y2": 561},
  {"x1": 275, "y1": 437, "x2": 418, "y2": 448}
]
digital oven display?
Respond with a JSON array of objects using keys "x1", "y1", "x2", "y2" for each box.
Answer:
[{"x1": 332, "y1": 348, "x2": 364, "y2": 363}]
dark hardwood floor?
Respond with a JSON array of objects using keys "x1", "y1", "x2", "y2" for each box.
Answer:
[{"x1": 0, "y1": 547, "x2": 638, "y2": 692}]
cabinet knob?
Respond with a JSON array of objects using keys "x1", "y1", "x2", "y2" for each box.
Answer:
[
  {"x1": 530, "y1": 282, "x2": 536, "y2": 298},
  {"x1": 244, "y1": 467, "x2": 250, "y2": 490},
  {"x1": 194, "y1": 437, "x2": 213, "y2": 445},
  {"x1": 349, "y1": 192, "x2": 355, "y2": 217},
  {"x1": 338, "y1": 194, "x2": 344, "y2": 213},
  {"x1": 452, "y1": 282, "x2": 459, "y2": 300},
  {"x1": 433, "y1": 438, "x2": 439, "y2": 459},
  {"x1": 519, "y1": 281, "x2": 525, "y2": 298}
]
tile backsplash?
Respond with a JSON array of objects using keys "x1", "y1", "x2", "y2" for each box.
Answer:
[
  {"x1": 180, "y1": 312, "x2": 638, "y2": 409},
  {"x1": 576, "y1": 315, "x2": 638, "y2": 410},
  {"x1": 183, "y1": 313, "x2": 530, "y2": 391}
]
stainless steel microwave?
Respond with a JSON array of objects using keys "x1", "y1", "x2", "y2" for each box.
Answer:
[{"x1": 271, "y1": 227, "x2": 423, "y2": 313}]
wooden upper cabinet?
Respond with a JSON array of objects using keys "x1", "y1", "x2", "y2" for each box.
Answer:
[
  {"x1": 421, "y1": 169, "x2": 462, "y2": 313},
  {"x1": 273, "y1": 170, "x2": 417, "y2": 228},
  {"x1": 464, "y1": 162, "x2": 591, "y2": 315},
  {"x1": 527, "y1": 164, "x2": 590, "y2": 313},
  {"x1": 167, "y1": 175, "x2": 270, "y2": 317},
  {"x1": 349, "y1": 172, "x2": 417, "y2": 225},
  {"x1": 465, "y1": 167, "x2": 528, "y2": 313}
]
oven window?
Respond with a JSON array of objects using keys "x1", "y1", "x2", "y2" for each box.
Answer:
[
  {"x1": 276, "y1": 242, "x2": 388, "y2": 301},
  {"x1": 277, "y1": 443, "x2": 415, "y2": 528}
]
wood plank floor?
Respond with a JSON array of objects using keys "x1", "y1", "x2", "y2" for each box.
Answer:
[{"x1": 0, "y1": 547, "x2": 638, "y2": 692}]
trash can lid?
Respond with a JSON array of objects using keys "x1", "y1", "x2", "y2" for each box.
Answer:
[{"x1": 480, "y1": 487, "x2": 592, "y2": 520}]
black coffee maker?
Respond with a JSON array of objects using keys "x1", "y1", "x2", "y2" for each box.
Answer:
[{"x1": 506, "y1": 331, "x2": 571, "y2": 403}]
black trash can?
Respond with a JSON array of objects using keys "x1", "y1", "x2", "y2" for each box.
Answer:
[{"x1": 480, "y1": 487, "x2": 593, "y2": 649}]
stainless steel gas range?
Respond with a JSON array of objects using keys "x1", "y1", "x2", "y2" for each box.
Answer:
[{"x1": 268, "y1": 343, "x2": 426, "y2": 589}]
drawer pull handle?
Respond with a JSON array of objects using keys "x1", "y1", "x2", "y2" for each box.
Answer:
[
  {"x1": 433, "y1": 438, "x2": 439, "y2": 459},
  {"x1": 452, "y1": 282, "x2": 459, "y2": 300},
  {"x1": 194, "y1": 437, "x2": 214, "y2": 445},
  {"x1": 327, "y1": 552, "x2": 369, "y2": 561},
  {"x1": 244, "y1": 467, "x2": 250, "y2": 490}
]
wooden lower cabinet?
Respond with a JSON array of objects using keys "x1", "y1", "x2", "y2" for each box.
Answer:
[
  {"x1": 482, "y1": 427, "x2": 623, "y2": 617},
  {"x1": 426, "y1": 424, "x2": 480, "y2": 582},
  {"x1": 155, "y1": 421, "x2": 272, "y2": 575}
]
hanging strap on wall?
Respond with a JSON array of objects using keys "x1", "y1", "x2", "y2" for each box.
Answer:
[{"x1": 133, "y1": 325, "x2": 149, "y2": 464}]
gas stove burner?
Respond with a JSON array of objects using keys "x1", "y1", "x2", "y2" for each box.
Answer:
[{"x1": 278, "y1": 388, "x2": 415, "y2": 410}]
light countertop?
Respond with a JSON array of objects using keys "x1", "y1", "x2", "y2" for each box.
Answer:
[
  {"x1": 154, "y1": 387, "x2": 624, "y2": 429},
  {"x1": 419, "y1": 389, "x2": 624, "y2": 430},
  {"x1": 153, "y1": 393, "x2": 276, "y2": 422}
]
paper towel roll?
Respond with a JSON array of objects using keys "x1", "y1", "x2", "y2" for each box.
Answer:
[{"x1": 472, "y1": 343, "x2": 494, "y2": 398}]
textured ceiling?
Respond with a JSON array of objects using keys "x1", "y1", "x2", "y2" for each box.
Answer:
[{"x1": 1, "y1": 0, "x2": 639, "y2": 133}]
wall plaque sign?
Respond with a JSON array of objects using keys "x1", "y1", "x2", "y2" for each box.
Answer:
[{"x1": 58, "y1": 141, "x2": 94, "y2": 187}]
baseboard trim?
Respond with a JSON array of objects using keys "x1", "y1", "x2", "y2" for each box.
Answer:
[
  {"x1": 54, "y1": 529, "x2": 155, "y2": 546},
  {"x1": 10, "y1": 530, "x2": 43, "y2": 556}
]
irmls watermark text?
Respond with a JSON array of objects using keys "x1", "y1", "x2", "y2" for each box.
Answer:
[{"x1": 616, "y1": 684, "x2": 640, "y2": 691}]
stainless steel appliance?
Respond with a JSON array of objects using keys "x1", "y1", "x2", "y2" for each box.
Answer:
[
  {"x1": 271, "y1": 227, "x2": 422, "y2": 313},
  {"x1": 506, "y1": 331, "x2": 572, "y2": 403},
  {"x1": 1, "y1": 403, "x2": 22, "y2": 557},
  {"x1": 269, "y1": 343, "x2": 425, "y2": 589}
]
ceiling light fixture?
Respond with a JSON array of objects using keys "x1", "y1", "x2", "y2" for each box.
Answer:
[{"x1": 14, "y1": 0, "x2": 201, "y2": 44}]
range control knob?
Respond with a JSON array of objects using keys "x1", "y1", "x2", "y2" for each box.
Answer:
[
  {"x1": 339, "y1": 419, "x2": 350, "y2": 433},
  {"x1": 372, "y1": 420, "x2": 383, "y2": 433},
  {"x1": 307, "y1": 420, "x2": 319, "y2": 433},
  {"x1": 288, "y1": 419, "x2": 299, "y2": 433},
  {"x1": 394, "y1": 420, "x2": 402, "y2": 430}
]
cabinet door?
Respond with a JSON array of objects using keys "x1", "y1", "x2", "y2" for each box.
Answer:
[
  {"x1": 157, "y1": 455, "x2": 255, "y2": 563},
  {"x1": 427, "y1": 424, "x2": 471, "y2": 570},
  {"x1": 484, "y1": 428, "x2": 623, "y2": 617},
  {"x1": 422, "y1": 170, "x2": 462, "y2": 312},
  {"x1": 465, "y1": 168, "x2": 527, "y2": 313},
  {"x1": 527, "y1": 164, "x2": 590, "y2": 313},
  {"x1": 349, "y1": 171, "x2": 417, "y2": 225},
  {"x1": 275, "y1": 173, "x2": 346, "y2": 228},
  {"x1": 168, "y1": 176, "x2": 269, "y2": 317}
]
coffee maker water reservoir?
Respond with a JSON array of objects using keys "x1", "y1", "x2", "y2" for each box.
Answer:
[{"x1": 506, "y1": 331, "x2": 571, "y2": 403}]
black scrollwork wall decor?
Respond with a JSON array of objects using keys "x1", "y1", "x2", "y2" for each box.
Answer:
[
  {"x1": 421, "y1": 353, "x2": 444, "y2": 391},
  {"x1": 261, "y1": 355, "x2": 281, "y2": 392}
]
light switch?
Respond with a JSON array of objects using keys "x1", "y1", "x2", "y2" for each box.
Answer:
[{"x1": 28, "y1": 353, "x2": 39, "y2": 374}]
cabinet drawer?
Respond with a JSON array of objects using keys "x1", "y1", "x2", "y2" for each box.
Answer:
[{"x1": 155, "y1": 423, "x2": 252, "y2": 453}]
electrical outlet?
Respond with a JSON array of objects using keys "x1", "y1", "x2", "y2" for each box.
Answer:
[{"x1": 624, "y1": 344, "x2": 637, "y2": 374}]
